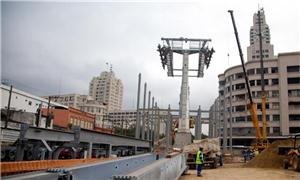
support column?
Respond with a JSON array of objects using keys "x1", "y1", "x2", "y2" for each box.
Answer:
[
  {"x1": 150, "y1": 97, "x2": 155, "y2": 141},
  {"x1": 154, "y1": 102, "x2": 159, "y2": 143},
  {"x1": 217, "y1": 97, "x2": 221, "y2": 137},
  {"x1": 134, "y1": 146, "x2": 137, "y2": 155},
  {"x1": 135, "y1": 73, "x2": 141, "y2": 139},
  {"x1": 147, "y1": 91, "x2": 151, "y2": 141},
  {"x1": 16, "y1": 123, "x2": 28, "y2": 161},
  {"x1": 166, "y1": 105, "x2": 171, "y2": 151},
  {"x1": 141, "y1": 83, "x2": 147, "y2": 140},
  {"x1": 213, "y1": 104, "x2": 217, "y2": 137},
  {"x1": 175, "y1": 52, "x2": 192, "y2": 148},
  {"x1": 229, "y1": 77, "x2": 233, "y2": 154},
  {"x1": 195, "y1": 106, "x2": 202, "y2": 140},
  {"x1": 88, "y1": 142, "x2": 93, "y2": 158},
  {"x1": 222, "y1": 86, "x2": 228, "y2": 153},
  {"x1": 107, "y1": 144, "x2": 112, "y2": 157}
]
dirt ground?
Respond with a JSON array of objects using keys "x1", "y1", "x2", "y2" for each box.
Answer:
[{"x1": 179, "y1": 163, "x2": 300, "y2": 180}]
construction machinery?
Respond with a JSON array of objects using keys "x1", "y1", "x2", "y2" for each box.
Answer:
[
  {"x1": 228, "y1": 10, "x2": 268, "y2": 151},
  {"x1": 279, "y1": 134, "x2": 300, "y2": 171}
]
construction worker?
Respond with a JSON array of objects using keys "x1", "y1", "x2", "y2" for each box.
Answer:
[
  {"x1": 196, "y1": 147, "x2": 204, "y2": 177},
  {"x1": 254, "y1": 149, "x2": 259, "y2": 157}
]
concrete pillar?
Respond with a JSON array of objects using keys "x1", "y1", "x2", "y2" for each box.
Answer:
[
  {"x1": 134, "y1": 146, "x2": 138, "y2": 155},
  {"x1": 229, "y1": 77, "x2": 233, "y2": 154},
  {"x1": 217, "y1": 97, "x2": 221, "y2": 138},
  {"x1": 166, "y1": 105, "x2": 171, "y2": 150},
  {"x1": 107, "y1": 144, "x2": 112, "y2": 157},
  {"x1": 147, "y1": 91, "x2": 151, "y2": 141},
  {"x1": 195, "y1": 106, "x2": 202, "y2": 140},
  {"x1": 213, "y1": 104, "x2": 217, "y2": 137},
  {"x1": 178, "y1": 52, "x2": 190, "y2": 132},
  {"x1": 16, "y1": 123, "x2": 28, "y2": 161},
  {"x1": 88, "y1": 142, "x2": 93, "y2": 158},
  {"x1": 222, "y1": 86, "x2": 228, "y2": 153},
  {"x1": 142, "y1": 83, "x2": 147, "y2": 140},
  {"x1": 154, "y1": 103, "x2": 159, "y2": 142},
  {"x1": 135, "y1": 73, "x2": 141, "y2": 139},
  {"x1": 150, "y1": 97, "x2": 155, "y2": 141}
]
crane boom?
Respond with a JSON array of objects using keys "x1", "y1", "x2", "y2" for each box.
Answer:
[{"x1": 228, "y1": 10, "x2": 263, "y2": 141}]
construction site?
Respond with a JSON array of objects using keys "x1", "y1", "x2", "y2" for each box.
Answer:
[{"x1": 1, "y1": 1, "x2": 300, "y2": 180}]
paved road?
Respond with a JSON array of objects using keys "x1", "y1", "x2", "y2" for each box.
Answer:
[{"x1": 179, "y1": 163, "x2": 300, "y2": 180}]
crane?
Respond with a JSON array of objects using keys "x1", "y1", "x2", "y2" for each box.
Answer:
[{"x1": 228, "y1": 10, "x2": 268, "y2": 151}]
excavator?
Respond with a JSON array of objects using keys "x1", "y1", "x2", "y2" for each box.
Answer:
[{"x1": 228, "y1": 10, "x2": 268, "y2": 151}]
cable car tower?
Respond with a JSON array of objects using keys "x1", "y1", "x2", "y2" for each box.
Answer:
[{"x1": 158, "y1": 37, "x2": 214, "y2": 148}]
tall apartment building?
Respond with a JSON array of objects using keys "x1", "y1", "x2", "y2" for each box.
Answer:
[
  {"x1": 209, "y1": 9, "x2": 300, "y2": 147},
  {"x1": 46, "y1": 94, "x2": 107, "y2": 128},
  {"x1": 247, "y1": 9, "x2": 274, "y2": 61},
  {"x1": 89, "y1": 71, "x2": 123, "y2": 112}
]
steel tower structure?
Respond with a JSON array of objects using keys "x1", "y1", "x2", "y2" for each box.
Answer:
[{"x1": 158, "y1": 37, "x2": 214, "y2": 147}]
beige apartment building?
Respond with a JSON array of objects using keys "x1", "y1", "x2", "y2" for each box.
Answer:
[
  {"x1": 209, "y1": 9, "x2": 300, "y2": 146},
  {"x1": 89, "y1": 71, "x2": 123, "y2": 112},
  {"x1": 247, "y1": 8, "x2": 274, "y2": 61},
  {"x1": 46, "y1": 94, "x2": 107, "y2": 128}
]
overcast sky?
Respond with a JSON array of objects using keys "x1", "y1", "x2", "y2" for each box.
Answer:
[{"x1": 1, "y1": 0, "x2": 300, "y2": 133}]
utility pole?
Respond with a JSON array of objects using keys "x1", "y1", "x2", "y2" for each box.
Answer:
[
  {"x1": 5, "y1": 85, "x2": 13, "y2": 129},
  {"x1": 46, "y1": 96, "x2": 51, "y2": 128}
]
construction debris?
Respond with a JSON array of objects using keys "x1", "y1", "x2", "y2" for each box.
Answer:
[
  {"x1": 183, "y1": 138, "x2": 220, "y2": 155},
  {"x1": 245, "y1": 139, "x2": 300, "y2": 169}
]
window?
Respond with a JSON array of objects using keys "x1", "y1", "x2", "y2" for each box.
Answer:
[
  {"x1": 250, "y1": 80, "x2": 255, "y2": 86},
  {"x1": 247, "y1": 69, "x2": 255, "y2": 75},
  {"x1": 219, "y1": 90, "x2": 224, "y2": 96},
  {"x1": 236, "y1": 73, "x2": 244, "y2": 79},
  {"x1": 288, "y1": 89, "x2": 300, "y2": 97},
  {"x1": 272, "y1": 102, "x2": 280, "y2": 109},
  {"x1": 236, "y1": 83, "x2": 245, "y2": 90},
  {"x1": 236, "y1": 117, "x2": 245, "y2": 122},
  {"x1": 257, "y1": 115, "x2": 270, "y2": 121},
  {"x1": 257, "y1": 80, "x2": 261, "y2": 86},
  {"x1": 273, "y1": 127, "x2": 280, "y2": 133},
  {"x1": 289, "y1": 114, "x2": 300, "y2": 121},
  {"x1": 290, "y1": 127, "x2": 300, "y2": 133},
  {"x1": 289, "y1": 102, "x2": 300, "y2": 109},
  {"x1": 257, "y1": 103, "x2": 269, "y2": 110},
  {"x1": 219, "y1": 81, "x2": 225, "y2": 86},
  {"x1": 28, "y1": 101, "x2": 32, "y2": 106},
  {"x1": 271, "y1": 90, "x2": 279, "y2": 97},
  {"x1": 235, "y1": 105, "x2": 246, "y2": 112},
  {"x1": 256, "y1": 68, "x2": 268, "y2": 74},
  {"x1": 236, "y1": 94, "x2": 245, "y2": 101},
  {"x1": 288, "y1": 78, "x2": 300, "y2": 84},
  {"x1": 287, "y1": 66, "x2": 300, "y2": 72},
  {"x1": 273, "y1": 115, "x2": 280, "y2": 121},
  {"x1": 271, "y1": 79, "x2": 279, "y2": 85}
]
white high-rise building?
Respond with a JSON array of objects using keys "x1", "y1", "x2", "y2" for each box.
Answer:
[
  {"x1": 89, "y1": 71, "x2": 123, "y2": 112},
  {"x1": 247, "y1": 9, "x2": 274, "y2": 61}
]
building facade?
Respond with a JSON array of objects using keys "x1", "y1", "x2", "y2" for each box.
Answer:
[
  {"x1": 247, "y1": 8, "x2": 274, "y2": 61},
  {"x1": 89, "y1": 71, "x2": 123, "y2": 112},
  {"x1": 42, "y1": 107, "x2": 95, "y2": 130},
  {"x1": 209, "y1": 52, "x2": 300, "y2": 146},
  {"x1": 1, "y1": 84, "x2": 67, "y2": 113},
  {"x1": 46, "y1": 94, "x2": 107, "y2": 128}
]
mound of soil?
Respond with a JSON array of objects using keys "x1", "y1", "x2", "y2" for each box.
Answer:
[{"x1": 245, "y1": 139, "x2": 299, "y2": 169}]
